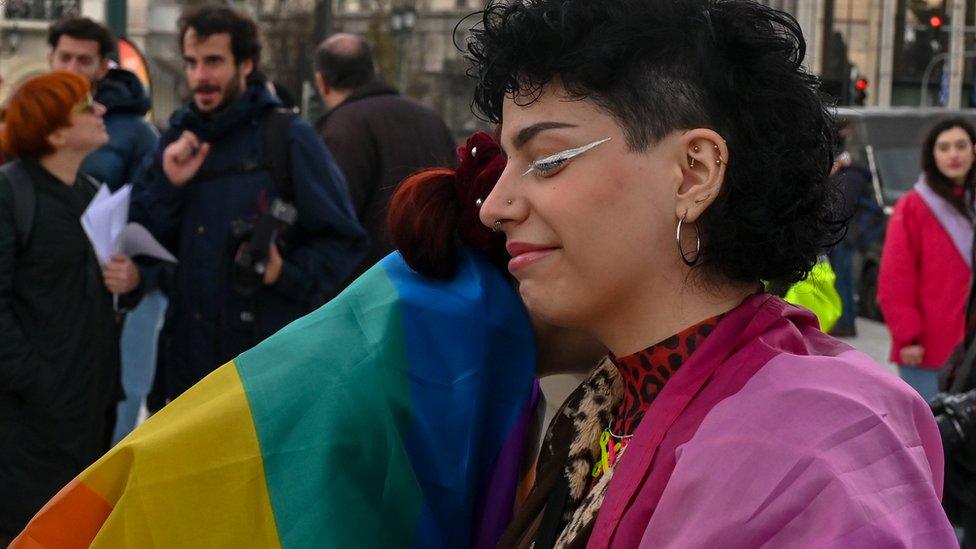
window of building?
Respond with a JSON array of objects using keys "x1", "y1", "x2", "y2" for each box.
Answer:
[{"x1": 4, "y1": 0, "x2": 80, "y2": 20}]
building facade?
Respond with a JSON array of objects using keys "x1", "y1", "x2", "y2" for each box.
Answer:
[
  {"x1": 2, "y1": 1, "x2": 974, "y2": 133},
  {"x1": 765, "y1": 0, "x2": 976, "y2": 109}
]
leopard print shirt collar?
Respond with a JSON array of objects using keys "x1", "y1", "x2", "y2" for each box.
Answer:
[{"x1": 607, "y1": 316, "x2": 722, "y2": 444}]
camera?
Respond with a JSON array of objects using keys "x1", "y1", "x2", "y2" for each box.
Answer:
[
  {"x1": 229, "y1": 198, "x2": 298, "y2": 297},
  {"x1": 930, "y1": 388, "x2": 976, "y2": 451}
]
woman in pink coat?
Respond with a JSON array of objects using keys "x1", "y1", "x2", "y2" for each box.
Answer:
[{"x1": 879, "y1": 118, "x2": 974, "y2": 400}]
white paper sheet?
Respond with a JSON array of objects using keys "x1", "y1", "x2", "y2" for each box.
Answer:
[
  {"x1": 81, "y1": 183, "x2": 177, "y2": 266},
  {"x1": 116, "y1": 223, "x2": 177, "y2": 263}
]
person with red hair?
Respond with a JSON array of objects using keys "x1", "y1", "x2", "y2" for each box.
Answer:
[{"x1": 0, "y1": 70, "x2": 141, "y2": 541}]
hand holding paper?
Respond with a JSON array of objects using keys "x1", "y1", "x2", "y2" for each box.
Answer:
[
  {"x1": 81, "y1": 183, "x2": 178, "y2": 309},
  {"x1": 103, "y1": 254, "x2": 141, "y2": 295}
]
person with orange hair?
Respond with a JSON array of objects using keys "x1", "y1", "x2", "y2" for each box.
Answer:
[{"x1": 0, "y1": 70, "x2": 141, "y2": 541}]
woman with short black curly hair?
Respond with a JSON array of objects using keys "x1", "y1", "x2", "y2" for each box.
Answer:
[{"x1": 468, "y1": 0, "x2": 955, "y2": 546}]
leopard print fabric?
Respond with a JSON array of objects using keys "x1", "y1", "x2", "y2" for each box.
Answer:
[
  {"x1": 554, "y1": 317, "x2": 722, "y2": 548},
  {"x1": 610, "y1": 318, "x2": 720, "y2": 436},
  {"x1": 501, "y1": 317, "x2": 723, "y2": 549},
  {"x1": 553, "y1": 359, "x2": 622, "y2": 518}
]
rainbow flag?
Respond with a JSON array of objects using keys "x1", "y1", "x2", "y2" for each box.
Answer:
[{"x1": 14, "y1": 250, "x2": 537, "y2": 548}]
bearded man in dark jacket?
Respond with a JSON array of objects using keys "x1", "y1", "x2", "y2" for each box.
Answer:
[
  {"x1": 314, "y1": 33, "x2": 456, "y2": 284},
  {"x1": 130, "y1": 5, "x2": 367, "y2": 401}
]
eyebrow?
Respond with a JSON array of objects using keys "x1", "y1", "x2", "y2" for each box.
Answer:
[{"x1": 512, "y1": 121, "x2": 579, "y2": 150}]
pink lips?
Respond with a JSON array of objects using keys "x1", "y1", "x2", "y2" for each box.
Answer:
[{"x1": 506, "y1": 242, "x2": 558, "y2": 273}]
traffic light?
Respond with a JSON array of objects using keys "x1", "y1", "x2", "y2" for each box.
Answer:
[
  {"x1": 930, "y1": 14, "x2": 944, "y2": 30},
  {"x1": 852, "y1": 77, "x2": 868, "y2": 106}
]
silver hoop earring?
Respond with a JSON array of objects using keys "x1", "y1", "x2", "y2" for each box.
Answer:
[{"x1": 676, "y1": 213, "x2": 701, "y2": 267}]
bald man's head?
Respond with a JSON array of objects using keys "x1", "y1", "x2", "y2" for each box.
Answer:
[{"x1": 315, "y1": 33, "x2": 376, "y2": 91}]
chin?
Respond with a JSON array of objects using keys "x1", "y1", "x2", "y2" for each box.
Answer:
[{"x1": 519, "y1": 284, "x2": 582, "y2": 331}]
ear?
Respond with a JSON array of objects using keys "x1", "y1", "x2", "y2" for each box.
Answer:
[
  {"x1": 239, "y1": 58, "x2": 255, "y2": 80},
  {"x1": 46, "y1": 127, "x2": 68, "y2": 150},
  {"x1": 315, "y1": 73, "x2": 329, "y2": 98},
  {"x1": 47, "y1": 51, "x2": 55, "y2": 68},
  {"x1": 97, "y1": 58, "x2": 110, "y2": 81},
  {"x1": 675, "y1": 128, "x2": 728, "y2": 223}
]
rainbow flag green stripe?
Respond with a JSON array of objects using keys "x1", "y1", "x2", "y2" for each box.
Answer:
[
  {"x1": 237, "y1": 256, "x2": 420, "y2": 546},
  {"x1": 14, "y1": 250, "x2": 536, "y2": 548}
]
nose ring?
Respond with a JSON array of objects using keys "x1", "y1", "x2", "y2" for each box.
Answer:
[{"x1": 492, "y1": 220, "x2": 503, "y2": 232}]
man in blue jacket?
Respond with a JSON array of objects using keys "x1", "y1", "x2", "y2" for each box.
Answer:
[
  {"x1": 48, "y1": 16, "x2": 163, "y2": 441},
  {"x1": 130, "y1": 4, "x2": 367, "y2": 401}
]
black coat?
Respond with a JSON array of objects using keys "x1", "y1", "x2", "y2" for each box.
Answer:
[
  {"x1": 0, "y1": 160, "x2": 120, "y2": 534},
  {"x1": 316, "y1": 79, "x2": 456, "y2": 282},
  {"x1": 130, "y1": 83, "x2": 368, "y2": 400}
]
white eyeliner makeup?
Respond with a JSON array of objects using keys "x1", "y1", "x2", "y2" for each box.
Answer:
[{"x1": 522, "y1": 137, "x2": 612, "y2": 176}]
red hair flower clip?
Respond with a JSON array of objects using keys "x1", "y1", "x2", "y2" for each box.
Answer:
[{"x1": 454, "y1": 131, "x2": 507, "y2": 253}]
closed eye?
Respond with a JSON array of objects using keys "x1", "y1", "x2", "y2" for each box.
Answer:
[
  {"x1": 524, "y1": 157, "x2": 569, "y2": 177},
  {"x1": 522, "y1": 137, "x2": 612, "y2": 178}
]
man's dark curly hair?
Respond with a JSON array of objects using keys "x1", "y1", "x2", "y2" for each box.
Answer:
[
  {"x1": 466, "y1": 0, "x2": 842, "y2": 285},
  {"x1": 179, "y1": 4, "x2": 262, "y2": 70},
  {"x1": 48, "y1": 16, "x2": 115, "y2": 59}
]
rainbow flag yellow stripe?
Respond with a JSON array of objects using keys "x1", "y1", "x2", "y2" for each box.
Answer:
[{"x1": 16, "y1": 364, "x2": 280, "y2": 547}]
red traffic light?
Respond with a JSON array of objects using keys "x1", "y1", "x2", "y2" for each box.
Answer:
[
  {"x1": 855, "y1": 78, "x2": 869, "y2": 91},
  {"x1": 930, "y1": 15, "x2": 944, "y2": 29}
]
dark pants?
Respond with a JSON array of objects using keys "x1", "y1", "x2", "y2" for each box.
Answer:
[{"x1": 828, "y1": 241, "x2": 856, "y2": 331}]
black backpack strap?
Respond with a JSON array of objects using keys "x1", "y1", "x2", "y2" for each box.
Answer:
[
  {"x1": 263, "y1": 108, "x2": 296, "y2": 203},
  {"x1": 179, "y1": 109, "x2": 295, "y2": 200},
  {"x1": 0, "y1": 160, "x2": 36, "y2": 250}
]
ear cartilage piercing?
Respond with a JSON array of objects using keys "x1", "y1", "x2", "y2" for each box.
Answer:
[{"x1": 689, "y1": 158, "x2": 696, "y2": 169}]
